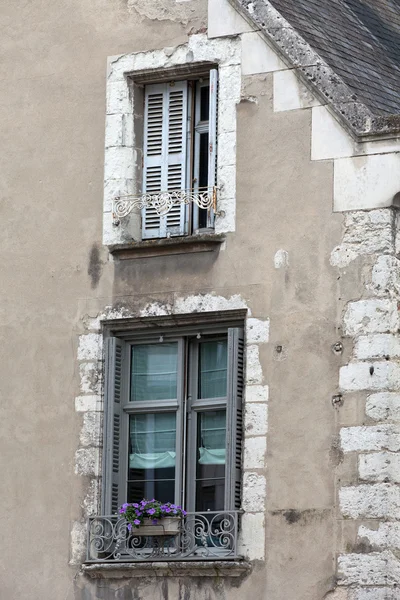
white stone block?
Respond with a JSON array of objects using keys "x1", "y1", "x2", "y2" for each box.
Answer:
[
  {"x1": 338, "y1": 551, "x2": 400, "y2": 586},
  {"x1": 339, "y1": 484, "x2": 400, "y2": 519},
  {"x1": 245, "y1": 384, "x2": 269, "y2": 403},
  {"x1": 80, "y1": 412, "x2": 102, "y2": 447},
  {"x1": 246, "y1": 345, "x2": 263, "y2": 385},
  {"x1": 311, "y1": 106, "x2": 354, "y2": 161},
  {"x1": 330, "y1": 209, "x2": 394, "y2": 269},
  {"x1": 104, "y1": 146, "x2": 135, "y2": 181},
  {"x1": 241, "y1": 31, "x2": 286, "y2": 75},
  {"x1": 246, "y1": 318, "x2": 270, "y2": 344},
  {"x1": 105, "y1": 114, "x2": 124, "y2": 147},
  {"x1": 360, "y1": 452, "x2": 400, "y2": 483},
  {"x1": 341, "y1": 425, "x2": 400, "y2": 453},
  {"x1": 75, "y1": 395, "x2": 102, "y2": 412},
  {"x1": 77, "y1": 334, "x2": 103, "y2": 361},
  {"x1": 366, "y1": 392, "x2": 400, "y2": 422},
  {"x1": 103, "y1": 210, "x2": 140, "y2": 246},
  {"x1": 340, "y1": 362, "x2": 400, "y2": 392},
  {"x1": 334, "y1": 153, "x2": 400, "y2": 212},
  {"x1": 359, "y1": 523, "x2": 400, "y2": 550},
  {"x1": 243, "y1": 436, "x2": 266, "y2": 469},
  {"x1": 355, "y1": 335, "x2": 400, "y2": 360},
  {"x1": 208, "y1": 0, "x2": 254, "y2": 38},
  {"x1": 273, "y1": 69, "x2": 320, "y2": 112},
  {"x1": 80, "y1": 362, "x2": 102, "y2": 395},
  {"x1": 343, "y1": 299, "x2": 399, "y2": 336},
  {"x1": 245, "y1": 403, "x2": 268, "y2": 437},
  {"x1": 104, "y1": 178, "x2": 135, "y2": 213},
  {"x1": 350, "y1": 588, "x2": 400, "y2": 600},
  {"x1": 106, "y1": 81, "x2": 133, "y2": 115},
  {"x1": 214, "y1": 196, "x2": 236, "y2": 233},
  {"x1": 369, "y1": 256, "x2": 400, "y2": 298},
  {"x1": 82, "y1": 479, "x2": 101, "y2": 518},
  {"x1": 75, "y1": 448, "x2": 100, "y2": 477},
  {"x1": 217, "y1": 164, "x2": 236, "y2": 199},
  {"x1": 173, "y1": 293, "x2": 249, "y2": 314},
  {"x1": 217, "y1": 131, "x2": 236, "y2": 167},
  {"x1": 70, "y1": 521, "x2": 87, "y2": 565},
  {"x1": 219, "y1": 64, "x2": 241, "y2": 105},
  {"x1": 239, "y1": 513, "x2": 265, "y2": 560},
  {"x1": 242, "y1": 472, "x2": 267, "y2": 512},
  {"x1": 105, "y1": 113, "x2": 134, "y2": 148}
]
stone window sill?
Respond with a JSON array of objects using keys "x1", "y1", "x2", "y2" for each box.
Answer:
[
  {"x1": 82, "y1": 560, "x2": 250, "y2": 579},
  {"x1": 108, "y1": 233, "x2": 226, "y2": 259}
]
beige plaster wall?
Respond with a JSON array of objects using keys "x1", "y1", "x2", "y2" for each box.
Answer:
[{"x1": 0, "y1": 2, "x2": 343, "y2": 599}]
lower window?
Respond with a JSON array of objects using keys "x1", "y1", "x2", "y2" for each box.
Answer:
[{"x1": 102, "y1": 325, "x2": 244, "y2": 516}]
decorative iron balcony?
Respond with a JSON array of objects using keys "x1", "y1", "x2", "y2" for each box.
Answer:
[
  {"x1": 86, "y1": 511, "x2": 241, "y2": 562},
  {"x1": 112, "y1": 186, "x2": 218, "y2": 222}
]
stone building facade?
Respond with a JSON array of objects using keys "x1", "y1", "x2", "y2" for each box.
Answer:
[{"x1": 2, "y1": 0, "x2": 400, "y2": 599}]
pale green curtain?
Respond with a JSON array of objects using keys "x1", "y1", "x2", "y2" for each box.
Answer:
[
  {"x1": 198, "y1": 410, "x2": 226, "y2": 465},
  {"x1": 131, "y1": 343, "x2": 178, "y2": 402},
  {"x1": 130, "y1": 413, "x2": 176, "y2": 469},
  {"x1": 199, "y1": 340, "x2": 228, "y2": 399}
]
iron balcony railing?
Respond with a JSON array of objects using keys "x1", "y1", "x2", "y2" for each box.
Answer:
[
  {"x1": 86, "y1": 511, "x2": 241, "y2": 562},
  {"x1": 112, "y1": 186, "x2": 218, "y2": 222}
]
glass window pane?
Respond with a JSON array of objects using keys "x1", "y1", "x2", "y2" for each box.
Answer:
[
  {"x1": 131, "y1": 343, "x2": 178, "y2": 402},
  {"x1": 196, "y1": 479, "x2": 225, "y2": 512},
  {"x1": 198, "y1": 132, "x2": 209, "y2": 229},
  {"x1": 198, "y1": 340, "x2": 227, "y2": 399},
  {"x1": 195, "y1": 410, "x2": 226, "y2": 511},
  {"x1": 127, "y1": 480, "x2": 175, "y2": 505},
  {"x1": 200, "y1": 85, "x2": 210, "y2": 122},
  {"x1": 128, "y1": 413, "x2": 176, "y2": 502}
]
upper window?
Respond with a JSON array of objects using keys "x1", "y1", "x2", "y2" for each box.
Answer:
[
  {"x1": 142, "y1": 71, "x2": 218, "y2": 240},
  {"x1": 102, "y1": 325, "x2": 243, "y2": 517}
]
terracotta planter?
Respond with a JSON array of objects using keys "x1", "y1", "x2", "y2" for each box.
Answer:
[{"x1": 131, "y1": 517, "x2": 181, "y2": 536}]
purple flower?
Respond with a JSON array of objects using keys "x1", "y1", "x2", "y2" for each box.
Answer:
[
  {"x1": 147, "y1": 508, "x2": 156, "y2": 515},
  {"x1": 165, "y1": 507, "x2": 171, "y2": 513},
  {"x1": 182, "y1": 510, "x2": 187, "y2": 516},
  {"x1": 152, "y1": 519, "x2": 158, "y2": 524},
  {"x1": 136, "y1": 511, "x2": 142, "y2": 516},
  {"x1": 134, "y1": 519, "x2": 141, "y2": 525},
  {"x1": 127, "y1": 523, "x2": 132, "y2": 531}
]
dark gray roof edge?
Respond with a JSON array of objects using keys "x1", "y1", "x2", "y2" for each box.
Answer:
[{"x1": 229, "y1": 0, "x2": 400, "y2": 139}]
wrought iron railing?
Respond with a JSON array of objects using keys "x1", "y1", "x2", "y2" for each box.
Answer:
[
  {"x1": 112, "y1": 186, "x2": 217, "y2": 222},
  {"x1": 86, "y1": 511, "x2": 241, "y2": 562}
]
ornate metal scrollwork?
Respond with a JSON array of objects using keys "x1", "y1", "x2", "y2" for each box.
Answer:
[
  {"x1": 112, "y1": 187, "x2": 217, "y2": 221},
  {"x1": 86, "y1": 511, "x2": 240, "y2": 562}
]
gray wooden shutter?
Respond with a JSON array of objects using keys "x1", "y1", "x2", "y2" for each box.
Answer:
[
  {"x1": 208, "y1": 69, "x2": 218, "y2": 191},
  {"x1": 142, "y1": 81, "x2": 188, "y2": 239},
  {"x1": 225, "y1": 327, "x2": 244, "y2": 510},
  {"x1": 103, "y1": 337, "x2": 124, "y2": 515}
]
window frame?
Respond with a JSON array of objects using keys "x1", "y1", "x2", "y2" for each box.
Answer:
[{"x1": 101, "y1": 322, "x2": 244, "y2": 516}]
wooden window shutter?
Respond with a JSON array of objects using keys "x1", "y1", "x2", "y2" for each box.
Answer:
[
  {"x1": 208, "y1": 68, "x2": 218, "y2": 191},
  {"x1": 142, "y1": 81, "x2": 188, "y2": 239},
  {"x1": 102, "y1": 337, "x2": 124, "y2": 515},
  {"x1": 225, "y1": 327, "x2": 244, "y2": 510}
]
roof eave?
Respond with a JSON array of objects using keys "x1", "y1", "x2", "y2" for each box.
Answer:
[{"x1": 229, "y1": 0, "x2": 400, "y2": 139}]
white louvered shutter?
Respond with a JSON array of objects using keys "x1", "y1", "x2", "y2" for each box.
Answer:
[{"x1": 142, "y1": 81, "x2": 188, "y2": 239}]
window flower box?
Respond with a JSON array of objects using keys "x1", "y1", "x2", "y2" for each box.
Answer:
[
  {"x1": 120, "y1": 499, "x2": 186, "y2": 537},
  {"x1": 134, "y1": 516, "x2": 180, "y2": 536}
]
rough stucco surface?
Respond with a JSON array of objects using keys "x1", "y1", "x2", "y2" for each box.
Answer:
[{"x1": 0, "y1": 1, "x2": 357, "y2": 599}]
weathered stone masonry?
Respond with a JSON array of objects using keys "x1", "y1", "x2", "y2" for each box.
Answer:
[{"x1": 333, "y1": 208, "x2": 400, "y2": 599}]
